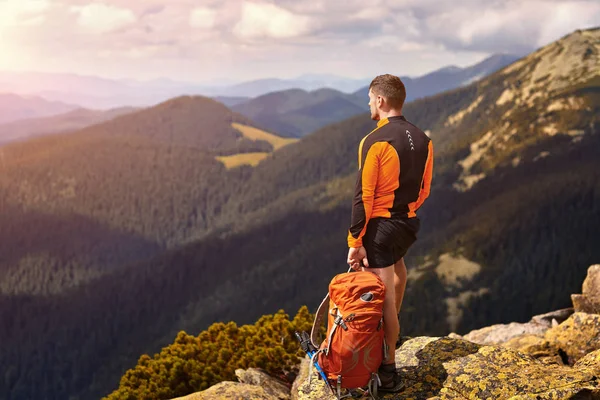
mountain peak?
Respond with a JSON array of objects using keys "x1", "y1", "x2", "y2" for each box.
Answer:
[
  {"x1": 152, "y1": 94, "x2": 231, "y2": 114},
  {"x1": 500, "y1": 27, "x2": 599, "y2": 97},
  {"x1": 436, "y1": 65, "x2": 462, "y2": 73}
]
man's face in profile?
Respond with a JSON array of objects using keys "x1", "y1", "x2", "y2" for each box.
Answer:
[{"x1": 368, "y1": 89, "x2": 379, "y2": 121}]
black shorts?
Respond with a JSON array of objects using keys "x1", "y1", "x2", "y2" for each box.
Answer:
[{"x1": 363, "y1": 217, "x2": 420, "y2": 268}]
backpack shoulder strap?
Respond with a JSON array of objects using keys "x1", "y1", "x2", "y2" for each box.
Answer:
[{"x1": 310, "y1": 292, "x2": 329, "y2": 348}]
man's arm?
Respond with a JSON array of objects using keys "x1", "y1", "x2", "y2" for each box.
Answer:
[
  {"x1": 413, "y1": 140, "x2": 434, "y2": 211},
  {"x1": 347, "y1": 142, "x2": 384, "y2": 248}
]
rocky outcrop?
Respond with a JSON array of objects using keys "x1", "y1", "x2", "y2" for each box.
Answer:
[
  {"x1": 437, "y1": 344, "x2": 599, "y2": 400},
  {"x1": 544, "y1": 312, "x2": 600, "y2": 364},
  {"x1": 294, "y1": 336, "x2": 600, "y2": 399},
  {"x1": 174, "y1": 381, "x2": 273, "y2": 400},
  {"x1": 452, "y1": 308, "x2": 573, "y2": 346},
  {"x1": 572, "y1": 265, "x2": 600, "y2": 314},
  {"x1": 501, "y1": 334, "x2": 564, "y2": 366},
  {"x1": 172, "y1": 368, "x2": 291, "y2": 400},
  {"x1": 235, "y1": 368, "x2": 291, "y2": 399},
  {"x1": 182, "y1": 264, "x2": 600, "y2": 399}
]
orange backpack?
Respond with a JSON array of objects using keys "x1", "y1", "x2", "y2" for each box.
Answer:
[{"x1": 313, "y1": 270, "x2": 386, "y2": 397}]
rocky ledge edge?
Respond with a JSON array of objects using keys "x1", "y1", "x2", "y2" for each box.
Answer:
[{"x1": 173, "y1": 264, "x2": 600, "y2": 400}]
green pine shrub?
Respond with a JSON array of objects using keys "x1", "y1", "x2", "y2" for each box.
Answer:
[{"x1": 104, "y1": 306, "x2": 314, "y2": 400}]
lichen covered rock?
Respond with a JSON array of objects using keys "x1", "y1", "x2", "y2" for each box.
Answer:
[
  {"x1": 388, "y1": 337, "x2": 481, "y2": 399},
  {"x1": 295, "y1": 357, "x2": 333, "y2": 400},
  {"x1": 545, "y1": 312, "x2": 600, "y2": 364},
  {"x1": 575, "y1": 349, "x2": 600, "y2": 375},
  {"x1": 502, "y1": 334, "x2": 564, "y2": 365},
  {"x1": 191, "y1": 266, "x2": 600, "y2": 399},
  {"x1": 296, "y1": 336, "x2": 481, "y2": 399},
  {"x1": 294, "y1": 336, "x2": 600, "y2": 399},
  {"x1": 171, "y1": 368, "x2": 291, "y2": 400},
  {"x1": 440, "y1": 345, "x2": 599, "y2": 399},
  {"x1": 173, "y1": 381, "x2": 273, "y2": 400},
  {"x1": 235, "y1": 368, "x2": 290, "y2": 399}
]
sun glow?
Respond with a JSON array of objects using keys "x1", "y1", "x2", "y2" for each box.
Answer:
[
  {"x1": 0, "y1": 0, "x2": 49, "y2": 28},
  {"x1": 0, "y1": 0, "x2": 49, "y2": 71}
]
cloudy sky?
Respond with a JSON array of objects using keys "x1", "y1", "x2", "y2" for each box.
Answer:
[{"x1": 0, "y1": 0, "x2": 598, "y2": 83}]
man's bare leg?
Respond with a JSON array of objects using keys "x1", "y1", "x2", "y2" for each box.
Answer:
[
  {"x1": 394, "y1": 258, "x2": 408, "y2": 344},
  {"x1": 367, "y1": 265, "x2": 398, "y2": 363},
  {"x1": 394, "y1": 257, "x2": 408, "y2": 314}
]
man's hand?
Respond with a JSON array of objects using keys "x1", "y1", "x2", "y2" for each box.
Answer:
[{"x1": 347, "y1": 246, "x2": 369, "y2": 270}]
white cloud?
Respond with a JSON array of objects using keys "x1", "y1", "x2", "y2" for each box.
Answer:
[
  {"x1": 424, "y1": 0, "x2": 600, "y2": 53},
  {"x1": 537, "y1": 1, "x2": 600, "y2": 46},
  {"x1": 352, "y1": 8, "x2": 383, "y2": 21},
  {"x1": 362, "y1": 35, "x2": 426, "y2": 52},
  {"x1": 70, "y1": 2, "x2": 136, "y2": 34},
  {"x1": 455, "y1": 8, "x2": 520, "y2": 45},
  {"x1": 189, "y1": 7, "x2": 217, "y2": 29},
  {"x1": 2, "y1": 0, "x2": 599, "y2": 83},
  {"x1": 233, "y1": 1, "x2": 313, "y2": 40},
  {"x1": 0, "y1": 0, "x2": 50, "y2": 27}
]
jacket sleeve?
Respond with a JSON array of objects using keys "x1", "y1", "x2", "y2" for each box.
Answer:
[
  {"x1": 347, "y1": 141, "x2": 384, "y2": 248},
  {"x1": 412, "y1": 140, "x2": 434, "y2": 211}
]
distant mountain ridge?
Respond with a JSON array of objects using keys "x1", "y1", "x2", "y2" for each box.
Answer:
[
  {"x1": 230, "y1": 54, "x2": 521, "y2": 138},
  {"x1": 2, "y1": 54, "x2": 519, "y2": 110},
  {"x1": 211, "y1": 75, "x2": 370, "y2": 98},
  {"x1": 0, "y1": 71, "x2": 206, "y2": 109},
  {"x1": 231, "y1": 88, "x2": 366, "y2": 137},
  {"x1": 0, "y1": 93, "x2": 79, "y2": 124},
  {"x1": 354, "y1": 53, "x2": 521, "y2": 101},
  {"x1": 0, "y1": 107, "x2": 138, "y2": 145},
  {"x1": 0, "y1": 71, "x2": 367, "y2": 109}
]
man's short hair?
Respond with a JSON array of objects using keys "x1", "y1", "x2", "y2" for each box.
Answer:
[{"x1": 369, "y1": 74, "x2": 406, "y2": 110}]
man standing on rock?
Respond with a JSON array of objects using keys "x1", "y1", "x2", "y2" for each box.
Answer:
[{"x1": 347, "y1": 74, "x2": 434, "y2": 392}]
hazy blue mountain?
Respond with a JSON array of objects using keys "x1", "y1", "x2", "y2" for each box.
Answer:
[
  {"x1": 228, "y1": 54, "x2": 521, "y2": 138},
  {"x1": 0, "y1": 93, "x2": 79, "y2": 124},
  {"x1": 354, "y1": 53, "x2": 522, "y2": 101},
  {"x1": 1, "y1": 71, "x2": 364, "y2": 109},
  {"x1": 2, "y1": 55, "x2": 518, "y2": 110},
  {"x1": 212, "y1": 96, "x2": 251, "y2": 107},
  {"x1": 231, "y1": 88, "x2": 366, "y2": 137},
  {"x1": 0, "y1": 106, "x2": 138, "y2": 145},
  {"x1": 0, "y1": 72, "x2": 209, "y2": 109},
  {"x1": 211, "y1": 75, "x2": 370, "y2": 97}
]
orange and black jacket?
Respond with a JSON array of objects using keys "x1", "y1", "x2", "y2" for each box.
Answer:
[{"x1": 347, "y1": 115, "x2": 433, "y2": 248}]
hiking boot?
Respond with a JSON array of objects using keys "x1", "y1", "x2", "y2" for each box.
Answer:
[{"x1": 377, "y1": 363, "x2": 404, "y2": 393}]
